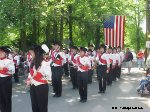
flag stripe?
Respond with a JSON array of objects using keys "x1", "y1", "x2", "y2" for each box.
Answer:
[
  {"x1": 112, "y1": 29, "x2": 114, "y2": 47},
  {"x1": 120, "y1": 16, "x2": 123, "y2": 48},
  {"x1": 111, "y1": 29, "x2": 113, "y2": 47},
  {"x1": 109, "y1": 28, "x2": 111, "y2": 46},
  {"x1": 116, "y1": 16, "x2": 119, "y2": 47},
  {"x1": 104, "y1": 28, "x2": 107, "y2": 45},
  {"x1": 114, "y1": 17, "x2": 117, "y2": 47},
  {"x1": 119, "y1": 16, "x2": 122, "y2": 47},
  {"x1": 122, "y1": 16, "x2": 125, "y2": 49},
  {"x1": 104, "y1": 15, "x2": 125, "y2": 49}
]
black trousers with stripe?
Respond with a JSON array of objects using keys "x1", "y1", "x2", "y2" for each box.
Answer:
[
  {"x1": 117, "y1": 65, "x2": 121, "y2": 79},
  {"x1": 0, "y1": 77, "x2": 12, "y2": 112},
  {"x1": 14, "y1": 68, "x2": 19, "y2": 83},
  {"x1": 77, "y1": 71, "x2": 88, "y2": 100},
  {"x1": 107, "y1": 64, "x2": 112, "y2": 85},
  {"x1": 63, "y1": 62, "x2": 69, "y2": 77},
  {"x1": 97, "y1": 65, "x2": 107, "y2": 92},
  {"x1": 51, "y1": 66, "x2": 63, "y2": 96},
  {"x1": 88, "y1": 69, "x2": 94, "y2": 84},
  {"x1": 30, "y1": 84, "x2": 49, "y2": 112},
  {"x1": 70, "y1": 67, "x2": 78, "y2": 89}
]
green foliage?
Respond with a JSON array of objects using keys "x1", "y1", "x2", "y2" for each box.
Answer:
[{"x1": 0, "y1": 0, "x2": 146, "y2": 51}]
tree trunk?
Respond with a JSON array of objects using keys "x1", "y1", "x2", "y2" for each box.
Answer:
[
  {"x1": 53, "y1": 19, "x2": 58, "y2": 41},
  {"x1": 95, "y1": 24, "x2": 100, "y2": 49},
  {"x1": 37, "y1": 16, "x2": 40, "y2": 44},
  {"x1": 60, "y1": 9, "x2": 64, "y2": 44},
  {"x1": 136, "y1": 7, "x2": 140, "y2": 52},
  {"x1": 145, "y1": 0, "x2": 150, "y2": 61},
  {"x1": 20, "y1": 0, "x2": 27, "y2": 51},
  {"x1": 68, "y1": 5, "x2": 73, "y2": 46},
  {"x1": 32, "y1": 18, "x2": 37, "y2": 44},
  {"x1": 147, "y1": 0, "x2": 150, "y2": 37},
  {"x1": 45, "y1": 21, "x2": 51, "y2": 46},
  {"x1": 31, "y1": 1, "x2": 37, "y2": 44}
]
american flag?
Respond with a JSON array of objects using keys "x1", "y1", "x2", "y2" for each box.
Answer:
[{"x1": 104, "y1": 15, "x2": 126, "y2": 48}]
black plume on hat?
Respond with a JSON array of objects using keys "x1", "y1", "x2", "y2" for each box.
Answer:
[
  {"x1": 117, "y1": 46, "x2": 121, "y2": 49},
  {"x1": 54, "y1": 41, "x2": 61, "y2": 46},
  {"x1": 88, "y1": 49, "x2": 93, "y2": 52},
  {"x1": 113, "y1": 47, "x2": 117, "y2": 50},
  {"x1": 71, "y1": 46, "x2": 78, "y2": 50},
  {"x1": 0, "y1": 46, "x2": 11, "y2": 54},
  {"x1": 80, "y1": 47, "x2": 87, "y2": 52},
  {"x1": 108, "y1": 46, "x2": 112, "y2": 49},
  {"x1": 99, "y1": 44, "x2": 106, "y2": 51}
]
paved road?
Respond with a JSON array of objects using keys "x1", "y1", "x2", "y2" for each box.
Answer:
[{"x1": 12, "y1": 66, "x2": 150, "y2": 112}]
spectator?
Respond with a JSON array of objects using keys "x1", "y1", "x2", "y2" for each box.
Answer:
[
  {"x1": 137, "y1": 50, "x2": 145, "y2": 70},
  {"x1": 125, "y1": 48, "x2": 133, "y2": 74}
]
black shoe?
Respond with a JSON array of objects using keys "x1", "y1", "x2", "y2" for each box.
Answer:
[
  {"x1": 81, "y1": 99, "x2": 87, "y2": 103},
  {"x1": 53, "y1": 94, "x2": 57, "y2": 97},
  {"x1": 102, "y1": 91, "x2": 105, "y2": 93},
  {"x1": 113, "y1": 79, "x2": 116, "y2": 82},
  {"x1": 79, "y1": 99, "x2": 83, "y2": 102},
  {"x1": 55, "y1": 94, "x2": 61, "y2": 97},
  {"x1": 98, "y1": 91, "x2": 103, "y2": 93}
]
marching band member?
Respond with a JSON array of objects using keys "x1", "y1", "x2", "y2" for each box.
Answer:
[
  {"x1": 117, "y1": 46, "x2": 125, "y2": 78},
  {"x1": 49, "y1": 42, "x2": 55, "y2": 58},
  {"x1": 87, "y1": 49, "x2": 95, "y2": 84},
  {"x1": 26, "y1": 51, "x2": 32, "y2": 68},
  {"x1": 107, "y1": 46, "x2": 116, "y2": 85},
  {"x1": 51, "y1": 42, "x2": 66, "y2": 97},
  {"x1": 26, "y1": 44, "x2": 51, "y2": 112},
  {"x1": 112, "y1": 47, "x2": 121, "y2": 81},
  {"x1": 0, "y1": 46, "x2": 15, "y2": 112},
  {"x1": 96, "y1": 45, "x2": 110, "y2": 93},
  {"x1": 88, "y1": 45, "x2": 96, "y2": 57},
  {"x1": 69, "y1": 46, "x2": 79, "y2": 89},
  {"x1": 63, "y1": 48, "x2": 70, "y2": 77},
  {"x1": 95, "y1": 47, "x2": 101, "y2": 79},
  {"x1": 12, "y1": 49, "x2": 20, "y2": 83},
  {"x1": 77, "y1": 47, "x2": 91, "y2": 103}
]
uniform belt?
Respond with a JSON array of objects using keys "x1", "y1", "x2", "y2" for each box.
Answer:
[
  {"x1": 98, "y1": 64, "x2": 106, "y2": 66},
  {"x1": 99, "y1": 64, "x2": 107, "y2": 66}
]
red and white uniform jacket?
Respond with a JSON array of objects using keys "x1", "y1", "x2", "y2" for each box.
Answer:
[
  {"x1": 69, "y1": 53, "x2": 79, "y2": 67},
  {"x1": 113, "y1": 53, "x2": 121, "y2": 66},
  {"x1": 0, "y1": 58, "x2": 15, "y2": 77},
  {"x1": 51, "y1": 50, "x2": 66, "y2": 67},
  {"x1": 27, "y1": 60, "x2": 52, "y2": 86},
  {"x1": 76, "y1": 56, "x2": 91, "y2": 72},
  {"x1": 88, "y1": 55, "x2": 95, "y2": 68},
  {"x1": 13, "y1": 55, "x2": 20, "y2": 69},
  {"x1": 108, "y1": 53, "x2": 116, "y2": 68},
  {"x1": 96, "y1": 53, "x2": 110, "y2": 70}
]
